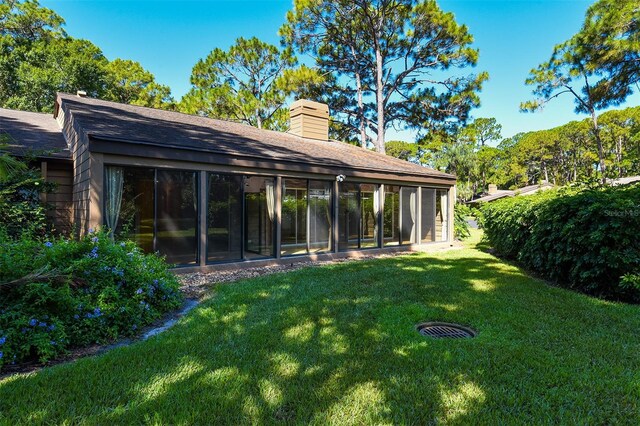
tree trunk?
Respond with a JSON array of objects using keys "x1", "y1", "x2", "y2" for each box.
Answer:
[
  {"x1": 616, "y1": 135, "x2": 623, "y2": 177},
  {"x1": 590, "y1": 110, "x2": 606, "y2": 184},
  {"x1": 374, "y1": 43, "x2": 385, "y2": 154},
  {"x1": 355, "y1": 71, "x2": 367, "y2": 149}
]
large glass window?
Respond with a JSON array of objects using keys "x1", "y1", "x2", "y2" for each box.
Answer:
[
  {"x1": 156, "y1": 170, "x2": 198, "y2": 265},
  {"x1": 360, "y1": 184, "x2": 378, "y2": 248},
  {"x1": 108, "y1": 166, "x2": 198, "y2": 265},
  {"x1": 309, "y1": 180, "x2": 332, "y2": 253},
  {"x1": 400, "y1": 187, "x2": 417, "y2": 244},
  {"x1": 207, "y1": 173, "x2": 243, "y2": 262},
  {"x1": 338, "y1": 182, "x2": 379, "y2": 251},
  {"x1": 421, "y1": 188, "x2": 435, "y2": 243},
  {"x1": 113, "y1": 167, "x2": 155, "y2": 253},
  {"x1": 282, "y1": 178, "x2": 308, "y2": 256},
  {"x1": 384, "y1": 185, "x2": 400, "y2": 246},
  {"x1": 244, "y1": 176, "x2": 275, "y2": 259}
]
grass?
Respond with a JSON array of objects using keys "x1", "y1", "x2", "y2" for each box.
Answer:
[{"x1": 1, "y1": 229, "x2": 640, "y2": 424}]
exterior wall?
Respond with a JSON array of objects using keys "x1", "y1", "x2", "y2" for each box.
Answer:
[
  {"x1": 57, "y1": 104, "x2": 92, "y2": 236},
  {"x1": 41, "y1": 160, "x2": 73, "y2": 235}
]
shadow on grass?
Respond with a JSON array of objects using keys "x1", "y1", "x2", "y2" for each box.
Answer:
[{"x1": 1, "y1": 248, "x2": 640, "y2": 424}]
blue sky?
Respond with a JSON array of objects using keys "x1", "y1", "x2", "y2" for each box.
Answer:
[{"x1": 41, "y1": 0, "x2": 640, "y2": 140}]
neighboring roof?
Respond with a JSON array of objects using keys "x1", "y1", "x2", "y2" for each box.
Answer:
[
  {"x1": 55, "y1": 93, "x2": 454, "y2": 181},
  {"x1": 0, "y1": 108, "x2": 70, "y2": 159},
  {"x1": 467, "y1": 182, "x2": 554, "y2": 204},
  {"x1": 467, "y1": 190, "x2": 513, "y2": 204},
  {"x1": 609, "y1": 176, "x2": 640, "y2": 186}
]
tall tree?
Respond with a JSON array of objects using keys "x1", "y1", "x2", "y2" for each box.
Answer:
[
  {"x1": 179, "y1": 37, "x2": 322, "y2": 131},
  {"x1": 282, "y1": 0, "x2": 487, "y2": 153},
  {"x1": 104, "y1": 59, "x2": 174, "y2": 109},
  {"x1": 521, "y1": 0, "x2": 640, "y2": 184},
  {"x1": 463, "y1": 117, "x2": 502, "y2": 146}
]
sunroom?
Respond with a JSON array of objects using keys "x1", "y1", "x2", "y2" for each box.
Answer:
[{"x1": 50, "y1": 94, "x2": 456, "y2": 270}]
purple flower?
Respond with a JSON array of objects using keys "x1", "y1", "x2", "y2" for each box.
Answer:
[
  {"x1": 120, "y1": 242, "x2": 126, "y2": 247},
  {"x1": 87, "y1": 246, "x2": 99, "y2": 259},
  {"x1": 44, "y1": 241, "x2": 53, "y2": 248},
  {"x1": 48, "y1": 324, "x2": 56, "y2": 331},
  {"x1": 135, "y1": 288, "x2": 143, "y2": 295},
  {"x1": 91, "y1": 237, "x2": 99, "y2": 243},
  {"x1": 0, "y1": 336, "x2": 6, "y2": 345},
  {"x1": 88, "y1": 228, "x2": 95, "y2": 234},
  {"x1": 73, "y1": 314, "x2": 79, "y2": 320},
  {"x1": 132, "y1": 324, "x2": 137, "y2": 331},
  {"x1": 93, "y1": 308, "x2": 102, "y2": 317},
  {"x1": 38, "y1": 322, "x2": 47, "y2": 327},
  {"x1": 28, "y1": 319, "x2": 37, "y2": 327},
  {"x1": 0, "y1": 351, "x2": 3, "y2": 360},
  {"x1": 50, "y1": 340, "x2": 57, "y2": 346}
]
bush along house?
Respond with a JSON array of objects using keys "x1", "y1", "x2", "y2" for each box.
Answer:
[{"x1": 1, "y1": 94, "x2": 456, "y2": 271}]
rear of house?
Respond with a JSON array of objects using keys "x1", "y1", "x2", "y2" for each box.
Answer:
[{"x1": 1, "y1": 94, "x2": 456, "y2": 270}]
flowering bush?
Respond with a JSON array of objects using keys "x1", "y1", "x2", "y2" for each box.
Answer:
[{"x1": 0, "y1": 229, "x2": 182, "y2": 369}]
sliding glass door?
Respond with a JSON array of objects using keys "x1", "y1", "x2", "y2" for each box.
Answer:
[
  {"x1": 106, "y1": 166, "x2": 198, "y2": 265},
  {"x1": 338, "y1": 182, "x2": 380, "y2": 251},
  {"x1": 207, "y1": 173, "x2": 243, "y2": 262},
  {"x1": 308, "y1": 180, "x2": 332, "y2": 253},
  {"x1": 244, "y1": 176, "x2": 275, "y2": 259}
]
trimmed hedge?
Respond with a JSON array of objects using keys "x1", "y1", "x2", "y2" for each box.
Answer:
[{"x1": 480, "y1": 184, "x2": 640, "y2": 302}]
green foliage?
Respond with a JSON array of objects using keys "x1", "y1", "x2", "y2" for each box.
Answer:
[
  {"x1": 282, "y1": 0, "x2": 487, "y2": 152},
  {"x1": 179, "y1": 37, "x2": 322, "y2": 131},
  {"x1": 0, "y1": 229, "x2": 182, "y2": 368},
  {"x1": 454, "y1": 203, "x2": 471, "y2": 240},
  {"x1": 0, "y1": 0, "x2": 174, "y2": 112},
  {"x1": 521, "y1": 0, "x2": 640, "y2": 183},
  {"x1": 481, "y1": 184, "x2": 640, "y2": 302},
  {"x1": 385, "y1": 140, "x2": 421, "y2": 163},
  {"x1": 0, "y1": 158, "x2": 52, "y2": 239},
  {"x1": 103, "y1": 59, "x2": 174, "y2": 109}
]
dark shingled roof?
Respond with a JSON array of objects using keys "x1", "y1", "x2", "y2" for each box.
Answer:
[
  {"x1": 56, "y1": 93, "x2": 454, "y2": 180},
  {"x1": 0, "y1": 108, "x2": 70, "y2": 159}
]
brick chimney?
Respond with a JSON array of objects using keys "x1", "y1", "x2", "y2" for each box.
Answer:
[
  {"x1": 488, "y1": 184, "x2": 498, "y2": 194},
  {"x1": 289, "y1": 99, "x2": 329, "y2": 141}
]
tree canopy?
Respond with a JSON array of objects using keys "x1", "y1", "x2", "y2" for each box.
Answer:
[
  {"x1": 179, "y1": 37, "x2": 322, "y2": 131},
  {"x1": 282, "y1": 0, "x2": 487, "y2": 153},
  {"x1": 0, "y1": 0, "x2": 174, "y2": 113}
]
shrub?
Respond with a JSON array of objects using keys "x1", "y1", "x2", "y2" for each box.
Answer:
[
  {"x1": 454, "y1": 203, "x2": 471, "y2": 240},
  {"x1": 0, "y1": 163, "x2": 54, "y2": 239},
  {"x1": 480, "y1": 184, "x2": 640, "y2": 302},
  {"x1": 0, "y1": 229, "x2": 183, "y2": 369}
]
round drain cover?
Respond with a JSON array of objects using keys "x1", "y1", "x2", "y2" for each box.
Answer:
[{"x1": 416, "y1": 322, "x2": 476, "y2": 339}]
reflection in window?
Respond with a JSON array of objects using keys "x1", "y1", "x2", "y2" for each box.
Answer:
[
  {"x1": 421, "y1": 188, "x2": 435, "y2": 243},
  {"x1": 384, "y1": 185, "x2": 400, "y2": 246},
  {"x1": 244, "y1": 176, "x2": 275, "y2": 259},
  {"x1": 156, "y1": 170, "x2": 199, "y2": 265},
  {"x1": 114, "y1": 167, "x2": 155, "y2": 253},
  {"x1": 282, "y1": 179, "x2": 307, "y2": 256},
  {"x1": 207, "y1": 173, "x2": 243, "y2": 262},
  {"x1": 309, "y1": 180, "x2": 332, "y2": 253},
  {"x1": 338, "y1": 182, "x2": 379, "y2": 251},
  {"x1": 360, "y1": 184, "x2": 378, "y2": 248}
]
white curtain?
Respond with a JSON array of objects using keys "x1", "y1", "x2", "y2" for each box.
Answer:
[
  {"x1": 265, "y1": 180, "x2": 275, "y2": 222},
  {"x1": 441, "y1": 190, "x2": 449, "y2": 241},
  {"x1": 105, "y1": 166, "x2": 124, "y2": 236}
]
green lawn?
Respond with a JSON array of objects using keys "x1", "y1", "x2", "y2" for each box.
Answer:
[{"x1": 1, "y1": 230, "x2": 640, "y2": 424}]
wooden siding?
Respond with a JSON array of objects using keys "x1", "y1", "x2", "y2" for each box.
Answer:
[
  {"x1": 43, "y1": 161, "x2": 73, "y2": 234},
  {"x1": 57, "y1": 102, "x2": 92, "y2": 236}
]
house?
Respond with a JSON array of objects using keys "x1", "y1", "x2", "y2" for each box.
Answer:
[
  {"x1": 609, "y1": 176, "x2": 640, "y2": 186},
  {"x1": 467, "y1": 182, "x2": 554, "y2": 207},
  {"x1": 1, "y1": 94, "x2": 456, "y2": 271}
]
